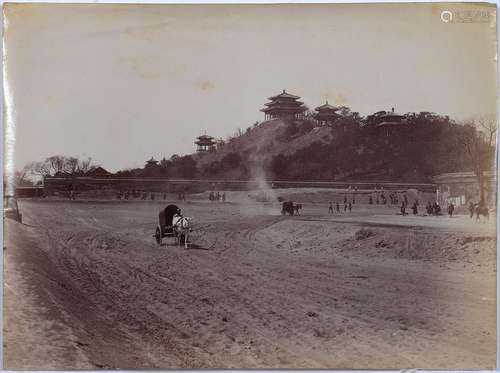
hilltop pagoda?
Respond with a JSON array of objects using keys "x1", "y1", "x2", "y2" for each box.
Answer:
[
  {"x1": 195, "y1": 134, "x2": 216, "y2": 152},
  {"x1": 375, "y1": 108, "x2": 405, "y2": 128},
  {"x1": 374, "y1": 108, "x2": 406, "y2": 142},
  {"x1": 313, "y1": 101, "x2": 339, "y2": 126},
  {"x1": 146, "y1": 157, "x2": 158, "y2": 166},
  {"x1": 145, "y1": 157, "x2": 158, "y2": 167},
  {"x1": 261, "y1": 90, "x2": 307, "y2": 120}
]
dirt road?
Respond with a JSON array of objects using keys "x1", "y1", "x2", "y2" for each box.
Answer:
[{"x1": 3, "y1": 199, "x2": 496, "y2": 369}]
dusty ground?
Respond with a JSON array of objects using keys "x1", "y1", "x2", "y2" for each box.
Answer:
[{"x1": 3, "y1": 193, "x2": 496, "y2": 369}]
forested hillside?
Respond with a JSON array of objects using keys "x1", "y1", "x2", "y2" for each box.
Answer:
[{"x1": 114, "y1": 109, "x2": 491, "y2": 183}]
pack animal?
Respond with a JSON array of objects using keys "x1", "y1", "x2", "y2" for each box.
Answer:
[
  {"x1": 173, "y1": 216, "x2": 193, "y2": 249},
  {"x1": 293, "y1": 203, "x2": 302, "y2": 215},
  {"x1": 475, "y1": 204, "x2": 489, "y2": 223}
]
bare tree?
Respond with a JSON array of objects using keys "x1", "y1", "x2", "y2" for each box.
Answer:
[
  {"x1": 11, "y1": 167, "x2": 32, "y2": 187},
  {"x1": 25, "y1": 161, "x2": 51, "y2": 178},
  {"x1": 46, "y1": 155, "x2": 68, "y2": 175},
  {"x1": 66, "y1": 157, "x2": 79, "y2": 174},
  {"x1": 77, "y1": 157, "x2": 93, "y2": 174},
  {"x1": 24, "y1": 155, "x2": 94, "y2": 182},
  {"x1": 461, "y1": 115, "x2": 497, "y2": 204}
]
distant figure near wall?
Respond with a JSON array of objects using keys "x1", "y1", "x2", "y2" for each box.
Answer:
[
  {"x1": 400, "y1": 202, "x2": 407, "y2": 216},
  {"x1": 469, "y1": 201, "x2": 475, "y2": 218},
  {"x1": 448, "y1": 202, "x2": 454, "y2": 217},
  {"x1": 412, "y1": 201, "x2": 418, "y2": 215}
]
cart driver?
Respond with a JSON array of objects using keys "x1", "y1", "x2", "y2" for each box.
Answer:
[{"x1": 172, "y1": 208, "x2": 183, "y2": 227}]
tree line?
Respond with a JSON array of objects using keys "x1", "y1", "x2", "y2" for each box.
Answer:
[{"x1": 15, "y1": 155, "x2": 95, "y2": 186}]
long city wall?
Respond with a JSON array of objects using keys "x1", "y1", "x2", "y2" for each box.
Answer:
[{"x1": 43, "y1": 176, "x2": 437, "y2": 195}]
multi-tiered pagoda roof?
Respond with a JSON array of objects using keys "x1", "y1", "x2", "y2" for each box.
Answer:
[
  {"x1": 261, "y1": 90, "x2": 307, "y2": 120},
  {"x1": 145, "y1": 157, "x2": 158, "y2": 167},
  {"x1": 376, "y1": 108, "x2": 405, "y2": 128},
  {"x1": 195, "y1": 134, "x2": 216, "y2": 152},
  {"x1": 313, "y1": 101, "x2": 339, "y2": 125}
]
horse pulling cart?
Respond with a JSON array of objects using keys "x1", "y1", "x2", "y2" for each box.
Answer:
[{"x1": 154, "y1": 204, "x2": 192, "y2": 248}]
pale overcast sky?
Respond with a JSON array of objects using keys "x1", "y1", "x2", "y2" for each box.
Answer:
[{"x1": 4, "y1": 3, "x2": 497, "y2": 172}]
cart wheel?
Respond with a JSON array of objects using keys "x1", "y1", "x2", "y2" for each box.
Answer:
[{"x1": 155, "y1": 226, "x2": 162, "y2": 245}]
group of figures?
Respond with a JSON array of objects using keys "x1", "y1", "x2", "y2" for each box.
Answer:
[
  {"x1": 117, "y1": 190, "x2": 151, "y2": 200},
  {"x1": 400, "y1": 199, "x2": 420, "y2": 215},
  {"x1": 423, "y1": 201, "x2": 443, "y2": 216},
  {"x1": 208, "y1": 191, "x2": 226, "y2": 202},
  {"x1": 116, "y1": 190, "x2": 182, "y2": 201},
  {"x1": 368, "y1": 192, "x2": 408, "y2": 206},
  {"x1": 328, "y1": 201, "x2": 353, "y2": 213}
]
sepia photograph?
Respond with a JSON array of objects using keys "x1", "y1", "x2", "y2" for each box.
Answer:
[{"x1": 2, "y1": 2, "x2": 498, "y2": 370}]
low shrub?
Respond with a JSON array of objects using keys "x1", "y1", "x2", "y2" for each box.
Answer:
[{"x1": 355, "y1": 228, "x2": 376, "y2": 240}]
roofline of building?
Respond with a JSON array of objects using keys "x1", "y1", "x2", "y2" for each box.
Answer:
[{"x1": 268, "y1": 90, "x2": 300, "y2": 100}]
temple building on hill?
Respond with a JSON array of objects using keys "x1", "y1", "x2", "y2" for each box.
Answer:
[
  {"x1": 261, "y1": 90, "x2": 307, "y2": 120},
  {"x1": 375, "y1": 108, "x2": 405, "y2": 128},
  {"x1": 145, "y1": 157, "x2": 159, "y2": 167},
  {"x1": 195, "y1": 134, "x2": 216, "y2": 152},
  {"x1": 372, "y1": 108, "x2": 406, "y2": 141},
  {"x1": 313, "y1": 101, "x2": 339, "y2": 126}
]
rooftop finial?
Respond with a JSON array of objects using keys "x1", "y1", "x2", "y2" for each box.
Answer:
[
  {"x1": 326, "y1": 100, "x2": 329, "y2": 105},
  {"x1": 392, "y1": 107, "x2": 395, "y2": 113},
  {"x1": 283, "y1": 89, "x2": 286, "y2": 93}
]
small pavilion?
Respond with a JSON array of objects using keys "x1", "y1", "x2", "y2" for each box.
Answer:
[
  {"x1": 261, "y1": 90, "x2": 307, "y2": 120},
  {"x1": 145, "y1": 157, "x2": 159, "y2": 167},
  {"x1": 375, "y1": 108, "x2": 405, "y2": 128},
  {"x1": 313, "y1": 101, "x2": 339, "y2": 126},
  {"x1": 374, "y1": 108, "x2": 406, "y2": 141},
  {"x1": 195, "y1": 134, "x2": 216, "y2": 152}
]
